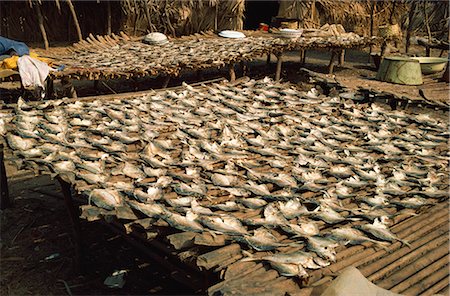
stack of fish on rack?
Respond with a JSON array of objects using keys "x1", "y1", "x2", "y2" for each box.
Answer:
[
  {"x1": 2, "y1": 77, "x2": 448, "y2": 278},
  {"x1": 55, "y1": 32, "x2": 377, "y2": 79}
]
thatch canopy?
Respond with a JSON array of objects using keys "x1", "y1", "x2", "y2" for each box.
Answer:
[{"x1": 277, "y1": 0, "x2": 448, "y2": 39}]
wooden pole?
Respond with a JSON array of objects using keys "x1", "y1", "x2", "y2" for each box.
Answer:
[
  {"x1": 57, "y1": 178, "x2": 83, "y2": 273},
  {"x1": 389, "y1": 0, "x2": 396, "y2": 24},
  {"x1": 405, "y1": 1, "x2": 417, "y2": 53},
  {"x1": 368, "y1": 1, "x2": 376, "y2": 62},
  {"x1": 275, "y1": 53, "x2": 283, "y2": 81},
  {"x1": 66, "y1": 0, "x2": 83, "y2": 41},
  {"x1": 0, "y1": 143, "x2": 10, "y2": 210},
  {"x1": 143, "y1": 0, "x2": 153, "y2": 33},
  {"x1": 229, "y1": 63, "x2": 236, "y2": 82},
  {"x1": 215, "y1": 4, "x2": 218, "y2": 31},
  {"x1": 106, "y1": 0, "x2": 112, "y2": 35},
  {"x1": 423, "y1": 1, "x2": 432, "y2": 42},
  {"x1": 35, "y1": 3, "x2": 49, "y2": 50}
]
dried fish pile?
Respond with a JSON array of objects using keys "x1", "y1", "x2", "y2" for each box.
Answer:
[
  {"x1": 2, "y1": 78, "x2": 449, "y2": 280},
  {"x1": 52, "y1": 32, "x2": 377, "y2": 80}
]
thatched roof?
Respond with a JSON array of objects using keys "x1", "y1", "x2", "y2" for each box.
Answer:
[{"x1": 277, "y1": 0, "x2": 448, "y2": 38}]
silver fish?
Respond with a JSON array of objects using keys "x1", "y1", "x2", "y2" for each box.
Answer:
[
  {"x1": 242, "y1": 228, "x2": 289, "y2": 251},
  {"x1": 6, "y1": 134, "x2": 37, "y2": 151},
  {"x1": 307, "y1": 236, "x2": 339, "y2": 262},
  {"x1": 278, "y1": 198, "x2": 309, "y2": 219},
  {"x1": 89, "y1": 189, "x2": 123, "y2": 210},
  {"x1": 357, "y1": 218, "x2": 410, "y2": 247},
  {"x1": 327, "y1": 227, "x2": 389, "y2": 247},
  {"x1": 111, "y1": 162, "x2": 146, "y2": 180},
  {"x1": 240, "y1": 197, "x2": 267, "y2": 209},
  {"x1": 201, "y1": 215, "x2": 248, "y2": 235},
  {"x1": 162, "y1": 210, "x2": 204, "y2": 232},
  {"x1": 128, "y1": 200, "x2": 165, "y2": 217},
  {"x1": 281, "y1": 220, "x2": 320, "y2": 237}
]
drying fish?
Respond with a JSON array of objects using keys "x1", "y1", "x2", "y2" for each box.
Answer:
[
  {"x1": 210, "y1": 201, "x2": 241, "y2": 211},
  {"x1": 200, "y1": 215, "x2": 248, "y2": 235},
  {"x1": 263, "y1": 173, "x2": 297, "y2": 188},
  {"x1": 329, "y1": 166, "x2": 353, "y2": 179},
  {"x1": 173, "y1": 182, "x2": 205, "y2": 196},
  {"x1": 342, "y1": 176, "x2": 368, "y2": 188},
  {"x1": 243, "y1": 181, "x2": 271, "y2": 196},
  {"x1": 278, "y1": 198, "x2": 309, "y2": 219},
  {"x1": 269, "y1": 262, "x2": 309, "y2": 278},
  {"x1": 75, "y1": 159, "x2": 105, "y2": 174},
  {"x1": 143, "y1": 167, "x2": 167, "y2": 177},
  {"x1": 264, "y1": 203, "x2": 289, "y2": 225},
  {"x1": 240, "y1": 197, "x2": 267, "y2": 209},
  {"x1": 281, "y1": 220, "x2": 320, "y2": 237},
  {"x1": 52, "y1": 160, "x2": 76, "y2": 173},
  {"x1": 382, "y1": 183, "x2": 409, "y2": 196},
  {"x1": 18, "y1": 148, "x2": 44, "y2": 158},
  {"x1": 162, "y1": 210, "x2": 204, "y2": 232},
  {"x1": 165, "y1": 196, "x2": 193, "y2": 208},
  {"x1": 78, "y1": 171, "x2": 108, "y2": 185},
  {"x1": 360, "y1": 194, "x2": 389, "y2": 208},
  {"x1": 70, "y1": 118, "x2": 92, "y2": 127},
  {"x1": 211, "y1": 173, "x2": 237, "y2": 187},
  {"x1": 390, "y1": 197, "x2": 430, "y2": 209},
  {"x1": 327, "y1": 227, "x2": 389, "y2": 247},
  {"x1": 128, "y1": 200, "x2": 166, "y2": 218},
  {"x1": 357, "y1": 218, "x2": 410, "y2": 247},
  {"x1": 6, "y1": 134, "x2": 37, "y2": 151},
  {"x1": 418, "y1": 186, "x2": 449, "y2": 199},
  {"x1": 89, "y1": 189, "x2": 123, "y2": 210},
  {"x1": 191, "y1": 199, "x2": 214, "y2": 215},
  {"x1": 312, "y1": 205, "x2": 348, "y2": 224},
  {"x1": 242, "y1": 228, "x2": 290, "y2": 251},
  {"x1": 307, "y1": 236, "x2": 338, "y2": 262},
  {"x1": 111, "y1": 162, "x2": 146, "y2": 180},
  {"x1": 243, "y1": 250, "x2": 324, "y2": 270}
]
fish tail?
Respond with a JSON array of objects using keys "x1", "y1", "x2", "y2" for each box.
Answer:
[
  {"x1": 240, "y1": 250, "x2": 257, "y2": 262},
  {"x1": 400, "y1": 239, "x2": 412, "y2": 248}
]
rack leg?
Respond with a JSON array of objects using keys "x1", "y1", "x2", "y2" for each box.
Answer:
[
  {"x1": 0, "y1": 144, "x2": 10, "y2": 210},
  {"x1": 57, "y1": 178, "x2": 82, "y2": 273},
  {"x1": 162, "y1": 75, "x2": 171, "y2": 88},
  {"x1": 229, "y1": 63, "x2": 236, "y2": 82},
  {"x1": 328, "y1": 50, "x2": 337, "y2": 74},
  {"x1": 275, "y1": 53, "x2": 283, "y2": 81}
]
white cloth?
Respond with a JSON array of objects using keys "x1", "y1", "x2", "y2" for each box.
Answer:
[
  {"x1": 17, "y1": 55, "x2": 54, "y2": 89},
  {"x1": 321, "y1": 267, "x2": 402, "y2": 296}
]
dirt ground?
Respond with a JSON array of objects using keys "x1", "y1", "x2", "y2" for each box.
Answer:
[
  {"x1": 1, "y1": 170, "x2": 197, "y2": 295},
  {"x1": 0, "y1": 43, "x2": 448, "y2": 296}
]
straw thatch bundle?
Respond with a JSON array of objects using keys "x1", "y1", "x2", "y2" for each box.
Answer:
[
  {"x1": 276, "y1": 0, "x2": 447, "y2": 37},
  {"x1": 121, "y1": 0, "x2": 245, "y2": 37}
]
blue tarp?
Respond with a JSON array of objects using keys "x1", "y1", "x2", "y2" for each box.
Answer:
[{"x1": 0, "y1": 36, "x2": 29, "y2": 56}]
